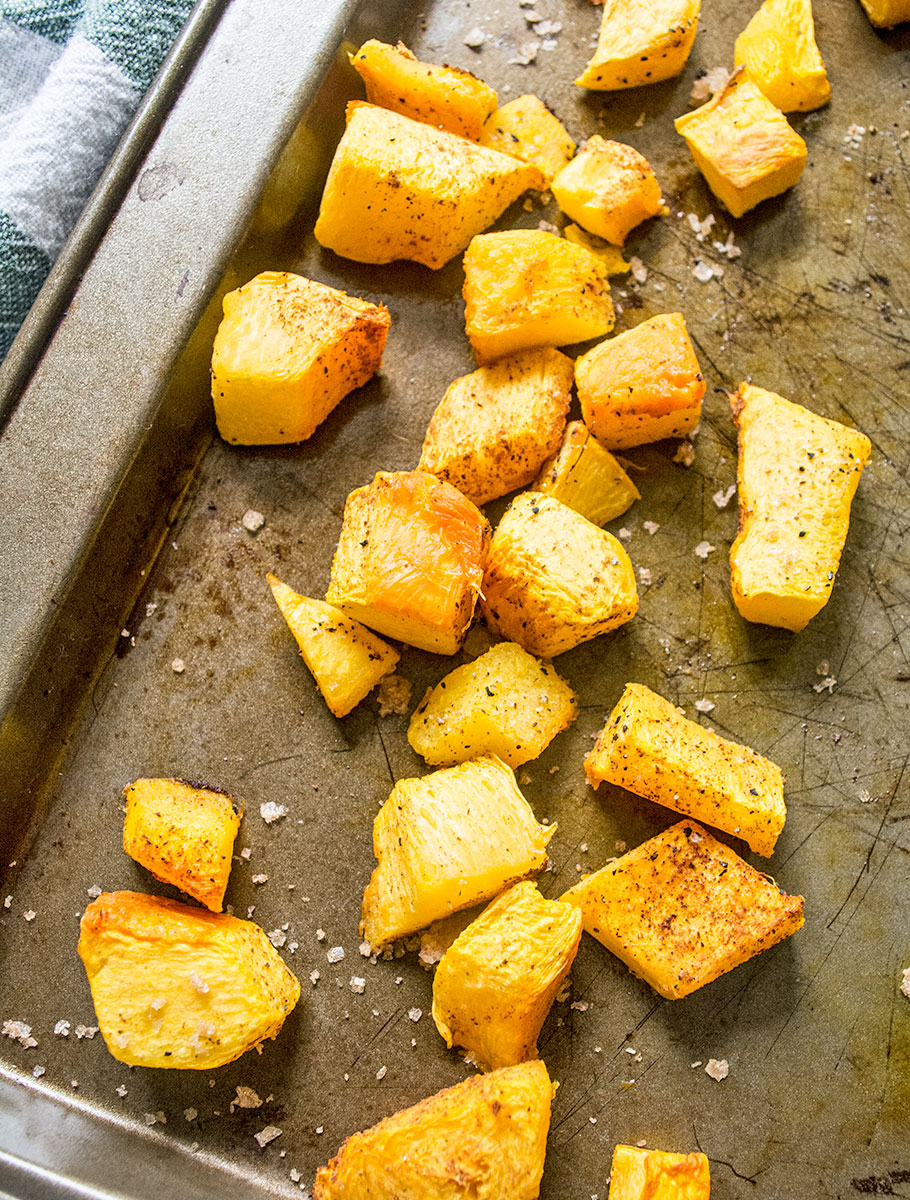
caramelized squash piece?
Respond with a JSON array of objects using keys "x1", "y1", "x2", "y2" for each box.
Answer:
[
  {"x1": 314, "y1": 1060, "x2": 554, "y2": 1200},
  {"x1": 350, "y1": 40, "x2": 497, "y2": 139},
  {"x1": 562, "y1": 821, "x2": 804, "y2": 999},
  {"x1": 734, "y1": 0, "x2": 830, "y2": 112},
  {"x1": 479, "y1": 94, "x2": 576, "y2": 184},
  {"x1": 857, "y1": 0, "x2": 910, "y2": 25},
  {"x1": 551, "y1": 137, "x2": 664, "y2": 246},
  {"x1": 361, "y1": 755, "x2": 554, "y2": 947},
  {"x1": 577, "y1": 0, "x2": 700, "y2": 91},
  {"x1": 608, "y1": 1145, "x2": 711, "y2": 1200},
  {"x1": 533, "y1": 420, "x2": 641, "y2": 525}
]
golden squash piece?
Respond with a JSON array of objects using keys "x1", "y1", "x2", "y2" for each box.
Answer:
[
  {"x1": 608, "y1": 1145, "x2": 711, "y2": 1200},
  {"x1": 350, "y1": 40, "x2": 497, "y2": 140},
  {"x1": 533, "y1": 420, "x2": 641, "y2": 525},
  {"x1": 268, "y1": 574, "x2": 398, "y2": 718},
  {"x1": 730, "y1": 384, "x2": 871, "y2": 633},
  {"x1": 564, "y1": 224, "x2": 631, "y2": 276},
  {"x1": 858, "y1": 0, "x2": 910, "y2": 25},
  {"x1": 577, "y1": 0, "x2": 700, "y2": 90},
  {"x1": 432, "y1": 882, "x2": 582, "y2": 1070},
  {"x1": 463, "y1": 229, "x2": 614, "y2": 365},
  {"x1": 479, "y1": 94, "x2": 576, "y2": 184},
  {"x1": 122, "y1": 778, "x2": 242, "y2": 912},
  {"x1": 674, "y1": 67, "x2": 807, "y2": 218},
  {"x1": 481, "y1": 492, "x2": 638, "y2": 657},
  {"x1": 314, "y1": 1060, "x2": 553, "y2": 1200},
  {"x1": 211, "y1": 271, "x2": 389, "y2": 446},
  {"x1": 734, "y1": 0, "x2": 830, "y2": 112},
  {"x1": 551, "y1": 137, "x2": 664, "y2": 246},
  {"x1": 576, "y1": 313, "x2": 704, "y2": 450},
  {"x1": 418, "y1": 349, "x2": 573, "y2": 506},
  {"x1": 326, "y1": 470, "x2": 490, "y2": 655},
  {"x1": 314, "y1": 103, "x2": 542, "y2": 270},
  {"x1": 586, "y1": 683, "x2": 786, "y2": 856},
  {"x1": 562, "y1": 821, "x2": 805, "y2": 999},
  {"x1": 361, "y1": 755, "x2": 554, "y2": 947},
  {"x1": 408, "y1": 641, "x2": 578, "y2": 768},
  {"x1": 78, "y1": 891, "x2": 300, "y2": 1069}
]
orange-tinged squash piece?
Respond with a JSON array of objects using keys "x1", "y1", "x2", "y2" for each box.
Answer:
[
  {"x1": 608, "y1": 1145, "x2": 711, "y2": 1200},
  {"x1": 577, "y1": 0, "x2": 700, "y2": 91},
  {"x1": 550, "y1": 137, "x2": 664, "y2": 246},
  {"x1": 858, "y1": 0, "x2": 910, "y2": 24},
  {"x1": 734, "y1": 0, "x2": 830, "y2": 112},
  {"x1": 479, "y1": 94, "x2": 576, "y2": 184},
  {"x1": 564, "y1": 224, "x2": 631, "y2": 276},
  {"x1": 533, "y1": 420, "x2": 640, "y2": 525}
]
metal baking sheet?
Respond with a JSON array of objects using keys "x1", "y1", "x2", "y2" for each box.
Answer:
[{"x1": 1, "y1": 1, "x2": 909, "y2": 1198}]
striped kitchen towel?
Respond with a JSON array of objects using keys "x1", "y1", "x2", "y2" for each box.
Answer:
[{"x1": 0, "y1": 0, "x2": 196, "y2": 362}]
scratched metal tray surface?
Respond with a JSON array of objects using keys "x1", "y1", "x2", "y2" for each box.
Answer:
[{"x1": 1, "y1": 0, "x2": 909, "y2": 1197}]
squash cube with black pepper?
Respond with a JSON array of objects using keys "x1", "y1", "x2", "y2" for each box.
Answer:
[
  {"x1": 533, "y1": 420, "x2": 640, "y2": 525},
  {"x1": 734, "y1": 0, "x2": 830, "y2": 113},
  {"x1": 479, "y1": 94, "x2": 576, "y2": 183},
  {"x1": 577, "y1": 0, "x2": 700, "y2": 91},
  {"x1": 551, "y1": 137, "x2": 664, "y2": 246}
]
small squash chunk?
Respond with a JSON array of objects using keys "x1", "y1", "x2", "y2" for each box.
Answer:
[
  {"x1": 562, "y1": 821, "x2": 804, "y2": 999},
  {"x1": 479, "y1": 94, "x2": 576, "y2": 184},
  {"x1": 674, "y1": 67, "x2": 807, "y2": 218},
  {"x1": 122, "y1": 778, "x2": 242, "y2": 912},
  {"x1": 464, "y1": 229, "x2": 614, "y2": 364},
  {"x1": 268, "y1": 574, "x2": 398, "y2": 717},
  {"x1": 576, "y1": 313, "x2": 705, "y2": 450},
  {"x1": 314, "y1": 103, "x2": 542, "y2": 270},
  {"x1": 481, "y1": 492, "x2": 638, "y2": 657},
  {"x1": 586, "y1": 683, "x2": 786, "y2": 856},
  {"x1": 564, "y1": 224, "x2": 631, "y2": 276},
  {"x1": 314, "y1": 1060, "x2": 553, "y2": 1200},
  {"x1": 418, "y1": 348, "x2": 573, "y2": 506},
  {"x1": 326, "y1": 470, "x2": 490, "y2": 655},
  {"x1": 211, "y1": 271, "x2": 390, "y2": 446},
  {"x1": 577, "y1": 0, "x2": 700, "y2": 91},
  {"x1": 533, "y1": 420, "x2": 641, "y2": 525},
  {"x1": 432, "y1": 882, "x2": 582, "y2": 1070},
  {"x1": 551, "y1": 137, "x2": 664, "y2": 246},
  {"x1": 858, "y1": 0, "x2": 910, "y2": 25},
  {"x1": 361, "y1": 755, "x2": 554, "y2": 947},
  {"x1": 78, "y1": 891, "x2": 300, "y2": 1069},
  {"x1": 734, "y1": 0, "x2": 830, "y2": 113},
  {"x1": 730, "y1": 383, "x2": 871, "y2": 633},
  {"x1": 350, "y1": 40, "x2": 497, "y2": 140},
  {"x1": 608, "y1": 1145, "x2": 711, "y2": 1200},
  {"x1": 408, "y1": 641, "x2": 578, "y2": 768}
]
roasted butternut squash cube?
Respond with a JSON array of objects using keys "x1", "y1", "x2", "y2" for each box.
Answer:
[
  {"x1": 463, "y1": 229, "x2": 614, "y2": 365},
  {"x1": 432, "y1": 882, "x2": 582, "y2": 1070},
  {"x1": 564, "y1": 224, "x2": 631, "y2": 276},
  {"x1": 479, "y1": 94, "x2": 576, "y2": 184},
  {"x1": 674, "y1": 67, "x2": 807, "y2": 218},
  {"x1": 211, "y1": 271, "x2": 389, "y2": 445},
  {"x1": 858, "y1": 0, "x2": 910, "y2": 25},
  {"x1": 730, "y1": 383, "x2": 871, "y2": 633},
  {"x1": 734, "y1": 0, "x2": 830, "y2": 112},
  {"x1": 577, "y1": 0, "x2": 700, "y2": 90},
  {"x1": 350, "y1": 40, "x2": 497, "y2": 140},
  {"x1": 576, "y1": 313, "x2": 705, "y2": 450},
  {"x1": 586, "y1": 683, "x2": 786, "y2": 856},
  {"x1": 314, "y1": 103, "x2": 542, "y2": 270},
  {"x1": 408, "y1": 641, "x2": 578, "y2": 768},
  {"x1": 481, "y1": 492, "x2": 638, "y2": 657},
  {"x1": 608, "y1": 1145, "x2": 711, "y2": 1200},
  {"x1": 361, "y1": 755, "x2": 554, "y2": 947},
  {"x1": 533, "y1": 420, "x2": 641, "y2": 525},
  {"x1": 122, "y1": 778, "x2": 241, "y2": 912},
  {"x1": 326, "y1": 470, "x2": 490, "y2": 655},
  {"x1": 418, "y1": 349, "x2": 573, "y2": 506},
  {"x1": 78, "y1": 891, "x2": 300, "y2": 1069},
  {"x1": 551, "y1": 137, "x2": 664, "y2": 246},
  {"x1": 562, "y1": 821, "x2": 804, "y2": 999},
  {"x1": 314, "y1": 1059, "x2": 553, "y2": 1200},
  {"x1": 268, "y1": 574, "x2": 398, "y2": 717}
]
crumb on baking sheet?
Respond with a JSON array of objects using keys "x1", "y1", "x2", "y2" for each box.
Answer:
[
  {"x1": 232, "y1": 1086, "x2": 263, "y2": 1110},
  {"x1": 185, "y1": 1107, "x2": 198, "y2": 1120},
  {"x1": 377, "y1": 674, "x2": 412, "y2": 717}
]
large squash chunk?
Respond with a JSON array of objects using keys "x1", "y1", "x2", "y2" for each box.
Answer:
[
  {"x1": 858, "y1": 0, "x2": 910, "y2": 25},
  {"x1": 608, "y1": 1145, "x2": 711, "y2": 1200},
  {"x1": 417, "y1": 348, "x2": 573, "y2": 506},
  {"x1": 463, "y1": 229, "x2": 614, "y2": 364},
  {"x1": 734, "y1": 0, "x2": 830, "y2": 112},
  {"x1": 432, "y1": 882, "x2": 582, "y2": 1070},
  {"x1": 407, "y1": 641, "x2": 578, "y2": 768},
  {"x1": 533, "y1": 420, "x2": 640, "y2": 526},
  {"x1": 314, "y1": 103, "x2": 542, "y2": 269},
  {"x1": 211, "y1": 271, "x2": 389, "y2": 445},
  {"x1": 730, "y1": 383, "x2": 871, "y2": 633},
  {"x1": 479, "y1": 94, "x2": 576, "y2": 184},
  {"x1": 585, "y1": 682, "x2": 786, "y2": 856},
  {"x1": 78, "y1": 892, "x2": 300, "y2": 1069},
  {"x1": 562, "y1": 821, "x2": 804, "y2": 999},
  {"x1": 481, "y1": 492, "x2": 638, "y2": 657},
  {"x1": 326, "y1": 470, "x2": 490, "y2": 655},
  {"x1": 360, "y1": 755, "x2": 553, "y2": 947},
  {"x1": 268, "y1": 574, "x2": 398, "y2": 717},
  {"x1": 314, "y1": 1060, "x2": 553, "y2": 1200},
  {"x1": 577, "y1": 0, "x2": 700, "y2": 91},
  {"x1": 350, "y1": 40, "x2": 497, "y2": 140},
  {"x1": 551, "y1": 137, "x2": 664, "y2": 246}
]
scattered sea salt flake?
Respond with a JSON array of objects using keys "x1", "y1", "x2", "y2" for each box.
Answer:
[
  {"x1": 252, "y1": 873, "x2": 268, "y2": 885},
  {"x1": 171, "y1": 658, "x2": 185, "y2": 674},
  {"x1": 901, "y1": 968, "x2": 910, "y2": 998},
  {"x1": 254, "y1": 1125, "x2": 283, "y2": 1149},
  {"x1": 242, "y1": 509, "x2": 265, "y2": 533},
  {"x1": 376, "y1": 1065, "x2": 387, "y2": 1080},
  {"x1": 54, "y1": 1020, "x2": 70, "y2": 1037},
  {"x1": 816, "y1": 661, "x2": 830, "y2": 676},
  {"x1": 713, "y1": 484, "x2": 736, "y2": 509},
  {"x1": 239, "y1": 847, "x2": 252, "y2": 860},
  {"x1": 692, "y1": 260, "x2": 716, "y2": 283},
  {"x1": 189, "y1": 972, "x2": 209, "y2": 994},
  {"x1": 149, "y1": 997, "x2": 166, "y2": 1012},
  {"x1": 86, "y1": 885, "x2": 102, "y2": 899},
  {"x1": 464, "y1": 26, "x2": 485, "y2": 48},
  {"x1": 32, "y1": 1065, "x2": 45, "y2": 1077},
  {"x1": 408, "y1": 1007, "x2": 423, "y2": 1022},
  {"x1": 629, "y1": 256, "x2": 647, "y2": 284},
  {"x1": 690, "y1": 66, "x2": 729, "y2": 104},
  {"x1": 705, "y1": 1058, "x2": 729, "y2": 1081},
  {"x1": 233, "y1": 1086, "x2": 263, "y2": 1110},
  {"x1": 644, "y1": 521, "x2": 660, "y2": 536},
  {"x1": 268, "y1": 929, "x2": 287, "y2": 949},
  {"x1": 635, "y1": 111, "x2": 646, "y2": 127},
  {"x1": 695, "y1": 698, "x2": 715, "y2": 714},
  {"x1": 694, "y1": 541, "x2": 715, "y2": 559},
  {"x1": 687, "y1": 212, "x2": 716, "y2": 241},
  {"x1": 316, "y1": 928, "x2": 326, "y2": 941},
  {"x1": 327, "y1": 946, "x2": 345, "y2": 964},
  {"x1": 116, "y1": 1084, "x2": 128, "y2": 1096},
  {"x1": 859, "y1": 789, "x2": 874, "y2": 804},
  {"x1": 350, "y1": 977, "x2": 366, "y2": 994},
  {"x1": 185, "y1": 1107, "x2": 198, "y2": 1120},
  {"x1": 509, "y1": 40, "x2": 540, "y2": 65},
  {"x1": 537, "y1": 219, "x2": 559, "y2": 235},
  {"x1": 359, "y1": 941, "x2": 373, "y2": 958},
  {"x1": 145, "y1": 1111, "x2": 167, "y2": 1126},
  {"x1": 23, "y1": 911, "x2": 35, "y2": 922},
  {"x1": 535, "y1": 19, "x2": 562, "y2": 35},
  {"x1": 260, "y1": 801, "x2": 288, "y2": 824},
  {"x1": 713, "y1": 229, "x2": 741, "y2": 259},
  {"x1": 309, "y1": 970, "x2": 320, "y2": 986},
  {"x1": 75, "y1": 1025, "x2": 98, "y2": 1040},
  {"x1": 813, "y1": 675, "x2": 837, "y2": 694},
  {"x1": 618, "y1": 527, "x2": 632, "y2": 540},
  {"x1": 3, "y1": 896, "x2": 11, "y2": 909},
  {"x1": 691, "y1": 1060, "x2": 703, "y2": 1068}
]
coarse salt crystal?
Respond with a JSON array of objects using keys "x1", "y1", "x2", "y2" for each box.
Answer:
[
  {"x1": 189, "y1": 972, "x2": 209, "y2": 994},
  {"x1": 359, "y1": 941, "x2": 373, "y2": 957},
  {"x1": 695, "y1": 699, "x2": 715, "y2": 713},
  {"x1": 327, "y1": 946, "x2": 345, "y2": 964},
  {"x1": 350, "y1": 977, "x2": 366, "y2": 994},
  {"x1": 316, "y1": 928, "x2": 326, "y2": 941},
  {"x1": 859, "y1": 789, "x2": 874, "y2": 804},
  {"x1": 75, "y1": 1025, "x2": 98, "y2": 1040},
  {"x1": 252, "y1": 873, "x2": 268, "y2": 885},
  {"x1": 690, "y1": 66, "x2": 729, "y2": 104},
  {"x1": 3, "y1": 896, "x2": 11, "y2": 909},
  {"x1": 618, "y1": 527, "x2": 632, "y2": 540},
  {"x1": 713, "y1": 484, "x2": 736, "y2": 509},
  {"x1": 149, "y1": 997, "x2": 166, "y2": 1012},
  {"x1": 638, "y1": 567, "x2": 652, "y2": 587},
  {"x1": 240, "y1": 847, "x2": 252, "y2": 860},
  {"x1": 408, "y1": 1007, "x2": 423, "y2": 1022},
  {"x1": 694, "y1": 541, "x2": 715, "y2": 559},
  {"x1": 254, "y1": 1125, "x2": 282, "y2": 1149},
  {"x1": 233, "y1": 1086, "x2": 263, "y2": 1109},
  {"x1": 86, "y1": 885, "x2": 102, "y2": 899},
  {"x1": 630, "y1": 256, "x2": 647, "y2": 284},
  {"x1": 260, "y1": 801, "x2": 288, "y2": 824},
  {"x1": 705, "y1": 1058, "x2": 729, "y2": 1081},
  {"x1": 901, "y1": 968, "x2": 910, "y2": 998},
  {"x1": 116, "y1": 1084, "x2": 128, "y2": 1096},
  {"x1": 508, "y1": 40, "x2": 540, "y2": 65},
  {"x1": 309, "y1": 970, "x2": 320, "y2": 986},
  {"x1": 813, "y1": 676, "x2": 837, "y2": 694},
  {"x1": 268, "y1": 929, "x2": 287, "y2": 949},
  {"x1": 692, "y1": 260, "x2": 716, "y2": 283},
  {"x1": 643, "y1": 521, "x2": 660, "y2": 536},
  {"x1": 171, "y1": 658, "x2": 185, "y2": 674},
  {"x1": 23, "y1": 911, "x2": 36, "y2": 921},
  {"x1": 242, "y1": 509, "x2": 265, "y2": 533},
  {"x1": 185, "y1": 1107, "x2": 198, "y2": 1120},
  {"x1": 32, "y1": 1065, "x2": 45, "y2": 1078},
  {"x1": 376, "y1": 1065, "x2": 387, "y2": 1080},
  {"x1": 535, "y1": 19, "x2": 562, "y2": 35},
  {"x1": 463, "y1": 26, "x2": 485, "y2": 48},
  {"x1": 54, "y1": 1020, "x2": 70, "y2": 1037}
]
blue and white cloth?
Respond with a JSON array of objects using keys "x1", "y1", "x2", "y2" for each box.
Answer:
[{"x1": 0, "y1": 0, "x2": 196, "y2": 360}]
